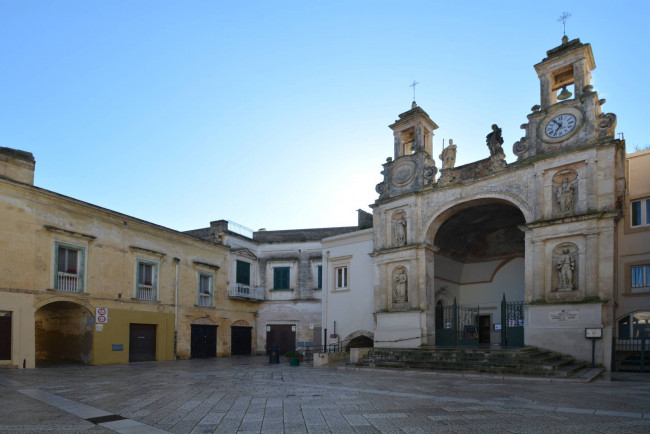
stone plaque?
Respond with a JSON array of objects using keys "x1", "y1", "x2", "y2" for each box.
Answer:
[{"x1": 549, "y1": 310, "x2": 579, "y2": 322}]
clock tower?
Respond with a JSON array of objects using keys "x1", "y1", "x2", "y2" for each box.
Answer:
[{"x1": 513, "y1": 36, "x2": 617, "y2": 160}]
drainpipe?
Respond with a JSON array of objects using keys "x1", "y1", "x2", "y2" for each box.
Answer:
[
  {"x1": 173, "y1": 257, "x2": 180, "y2": 361},
  {"x1": 323, "y1": 251, "x2": 330, "y2": 352}
]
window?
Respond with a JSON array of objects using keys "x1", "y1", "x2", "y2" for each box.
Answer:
[
  {"x1": 136, "y1": 260, "x2": 158, "y2": 301},
  {"x1": 236, "y1": 260, "x2": 251, "y2": 286},
  {"x1": 631, "y1": 264, "x2": 650, "y2": 293},
  {"x1": 55, "y1": 243, "x2": 84, "y2": 292},
  {"x1": 273, "y1": 267, "x2": 290, "y2": 290},
  {"x1": 198, "y1": 273, "x2": 213, "y2": 307},
  {"x1": 618, "y1": 312, "x2": 650, "y2": 339},
  {"x1": 631, "y1": 198, "x2": 650, "y2": 227},
  {"x1": 335, "y1": 266, "x2": 348, "y2": 290},
  {"x1": 317, "y1": 265, "x2": 322, "y2": 290}
]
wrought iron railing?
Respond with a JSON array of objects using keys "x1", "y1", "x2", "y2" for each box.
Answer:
[
  {"x1": 138, "y1": 284, "x2": 156, "y2": 301},
  {"x1": 612, "y1": 337, "x2": 650, "y2": 372},
  {"x1": 198, "y1": 293, "x2": 211, "y2": 306},
  {"x1": 228, "y1": 283, "x2": 265, "y2": 301},
  {"x1": 57, "y1": 272, "x2": 80, "y2": 292}
]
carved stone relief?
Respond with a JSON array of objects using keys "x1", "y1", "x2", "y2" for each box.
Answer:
[
  {"x1": 553, "y1": 243, "x2": 578, "y2": 292},
  {"x1": 392, "y1": 211, "x2": 407, "y2": 247},
  {"x1": 552, "y1": 170, "x2": 578, "y2": 216},
  {"x1": 392, "y1": 266, "x2": 408, "y2": 303}
]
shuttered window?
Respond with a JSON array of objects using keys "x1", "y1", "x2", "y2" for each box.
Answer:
[
  {"x1": 273, "y1": 267, "x2": 290, "y2": 290},
  {"x1": 236, "y1": 260, "x2": 251, "y2": 286}
]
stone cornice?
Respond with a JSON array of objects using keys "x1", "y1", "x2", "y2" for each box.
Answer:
[{"x1": 44, "y1": 225, "x2": 96, "y2": 241}]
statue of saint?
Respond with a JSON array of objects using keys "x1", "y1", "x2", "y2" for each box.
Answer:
[
  {"x1": 486, "y1": 124, "x2": 505, "y2": 157},
  {"x1": 556, "y1": 177, "x2": 575, "y2": 213},
  {"x1": 394, "y1": 215, "x2": 407, "y2": 246},
  {"x1": 440, "y1": 139, "x2": 457, "y2": 169},
  {"x1": 556, "y1": 247, "x2": 575, "y2": 290},
  {"x1": 394, "y1": 269, "x2": 408, "y2": 303}
]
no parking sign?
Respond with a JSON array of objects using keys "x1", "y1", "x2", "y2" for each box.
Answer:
[{"x1": 96, "y1": 307, "x2": 109, "y2": 324}]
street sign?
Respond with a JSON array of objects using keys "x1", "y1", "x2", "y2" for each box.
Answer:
[{"x1": 96, "y1": 307, "x2": 108, "y2": 324}]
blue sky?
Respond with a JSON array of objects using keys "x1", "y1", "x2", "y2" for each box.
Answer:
[{"x1": 1, "y1": 1, "x2": 648, "y2": 232}]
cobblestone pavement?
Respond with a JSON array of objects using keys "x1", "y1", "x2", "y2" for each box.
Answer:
[{"x1": 1, "y1": 356, "x2": 650, "y2": 433}]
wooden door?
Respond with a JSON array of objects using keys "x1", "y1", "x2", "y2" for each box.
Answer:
[
  {"x1": 0, "y1": 312, "x2": 11, "y2": 360},
  {"x1": 230, "y1": 326, "x2": 252, "y2": 355},
  {"x1": 266, "y1": 324, "x2": 296, "y2": 356},
  {"x1": 129, "y1": 324, "x2": 156, "y2": 362},
  {"x1": 191, "y1": 325, "x2": 217, "y2": 358},
  {"x1": 479, "y1": 315, "x2": 491, "y2": 344}
]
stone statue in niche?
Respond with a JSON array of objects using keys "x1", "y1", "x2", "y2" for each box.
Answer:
[
  {"x1": 440, "y1": 139, "x2": 457, "y2": 169},
  {"x1": 556, "y1": 177, "x2": 575, "y2": 213},
  {"x1": 486, "y1": 124, "x2": 505, "y2": 157},
  {"x1": 393, "y1": 268, "x2": 408, "y2": 303},
  {"x1": 556, "y1": 247, "x2": 576, "y2": 291},
  {"x1": 393, "y1": 214, "x2": 407, "y2": 246}
]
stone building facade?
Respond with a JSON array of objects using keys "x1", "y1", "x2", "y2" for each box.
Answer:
[
  {"x1": 0, "y1": 148, "x2": 257, "y2": 368},
  {"x1": 322, "y1": 36, "x2": 641, "y2": 370}
]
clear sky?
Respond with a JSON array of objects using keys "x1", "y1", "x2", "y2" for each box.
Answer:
[{"x1": 1, "y1": 1, "x2": 648, "y2": 232}]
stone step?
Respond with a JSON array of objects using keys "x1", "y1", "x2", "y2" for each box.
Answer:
[{"x1": 349, "y1": 346, "x2": 586, "y2": 378}]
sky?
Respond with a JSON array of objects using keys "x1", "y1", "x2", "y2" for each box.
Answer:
[{"x1": 1, "y1": 1, "x2": 648, "y2": 233}]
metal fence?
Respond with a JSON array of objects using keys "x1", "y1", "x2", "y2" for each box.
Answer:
[{"x1": 612, "y1": 337, "x2": 650, "y2": 372}]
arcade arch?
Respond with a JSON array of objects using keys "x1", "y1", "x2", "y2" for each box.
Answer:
[
  {"x1": 429, "y1": 200, "x2": 526, "y2": 344},
  {"x1": 35, "y1": 301, "x2": 93, "y2": 366}
]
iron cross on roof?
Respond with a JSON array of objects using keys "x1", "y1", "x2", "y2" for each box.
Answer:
[
  {"x1": 410, "y1": 80, "x2": 419, "y2": 101},
  {"x1": 558, "y1": 12, "x2": 571, "y2": 36}
]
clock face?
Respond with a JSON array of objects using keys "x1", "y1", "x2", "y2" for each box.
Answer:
[{"x1": 545, "y1": 113, "x2": 577, "y2": 138}]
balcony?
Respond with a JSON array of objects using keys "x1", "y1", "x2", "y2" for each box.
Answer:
[
  {"x1": 138, "y1": 284, "x2": 156, "y2": 301},
  {"x1": 228, "y1": 283, "x2": 265, "y2": 301},
  {"x1": 57, "y1": 272, "x2": 81, "y2": 292},
  {"x1": 198, "y1": 293, "x2": 212, "y2": 307}
]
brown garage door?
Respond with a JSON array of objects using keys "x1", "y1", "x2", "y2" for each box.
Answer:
[
  {"x1": 129, "y1": 324, "x2": 156, "y2": 362},
  {"x1": 0, "y1": 312, "x2": 11, "y2": 360}
]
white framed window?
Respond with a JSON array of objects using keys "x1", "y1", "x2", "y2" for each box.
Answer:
[
  {"x1": 631, "y1": 264, "x2": 650, "y2": 293},
  {"x1": 198, "y1": 273, "x2": 214, "y2": 306},
  {"x1": 54, "y1": 242, "x2": 85, "y2": 292},
  {"x1": 136, "y1": 260, "x2": 158, "y2": 301},
  {"x1": 335, "y1": 266, "x2": 348, "y2": 290},
  {"x1": 631, "y1": 198, "x2": 650, "y2": 228}
]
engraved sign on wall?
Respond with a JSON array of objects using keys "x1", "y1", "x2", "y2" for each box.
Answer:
[{"x1": 549, "y1": 310, "x2": 579, "y2": 322}]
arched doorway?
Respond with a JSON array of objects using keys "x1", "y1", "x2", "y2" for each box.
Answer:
[
  {"x1": 429, "y1": 200, "x2": 526, "y2": 347},
  {"x1": 35, "y1": 301, "x2": 93, "y2": 366}
]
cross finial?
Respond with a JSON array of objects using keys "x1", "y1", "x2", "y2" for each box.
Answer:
[
  {"x1": 557, "y1": 12, "x2": 571, "y2": 36},
  {"x1": 410, "y1": 80, "x2": 419, "y2": 101}
]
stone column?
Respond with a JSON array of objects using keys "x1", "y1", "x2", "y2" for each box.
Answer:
[
  {"x1": 539, "y1": 73, "x2": 553, "y2": 109},
  {"x1": 573, "y1": 59, "x2": 586, "y2": 98},
  {"x1": 585, "y1": 233, "x2": 599, "y2": 298}
]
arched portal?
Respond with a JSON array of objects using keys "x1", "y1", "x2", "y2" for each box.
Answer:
[
  {"x1": 35, "y1": 301, "x2": 93, "y2": 366},
  {"x1": 430, "y1": 200, "x2": 526, "y2": 346}
]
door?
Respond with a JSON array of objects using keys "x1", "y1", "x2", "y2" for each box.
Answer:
[
  {"x1": 0, "y1": 312, "x2": 11, "y2": 360},
  {"x1": 129, "y1": 324, "x2": 156, "y2": 362},
  {"x1": 231, "y1": 326, "x2": 252, "y2": 355},
  {"x1": 479, "y1": 315, "x2": 491, "y2": 344},
  {"x1": 266, "y1": 324, "x2": 296, "y2": 356},
  {"x1": 191, "y1": 325, "x2": 217, "y2": 358}
]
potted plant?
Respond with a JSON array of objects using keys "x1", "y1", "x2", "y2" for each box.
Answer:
[{"x1": 285, "y1": 351, "x2": 303, "y2": 365}]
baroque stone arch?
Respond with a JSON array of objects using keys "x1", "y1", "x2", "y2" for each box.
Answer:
[
  {"x1": 422, "y1": 193, "x2": 533, "y2": 245},
  {"x1": 343, "y1": 330, "x2": 374, "y2": 351},
  {"x1": 232, "y1": 319, "x2": 250, "y2": 327}
]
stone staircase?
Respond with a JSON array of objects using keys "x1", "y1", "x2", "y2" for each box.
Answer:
[{"x1": 348, "y1": 346, "x2": 593, "y2": 379}]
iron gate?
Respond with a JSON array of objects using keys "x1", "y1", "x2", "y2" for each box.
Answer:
[
  {"x1": 435, "y1": 298, "x2": 479, "y2": 347},
  {"x1": 501, "y1": 294, "x2": 524, "y2": 347}
]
